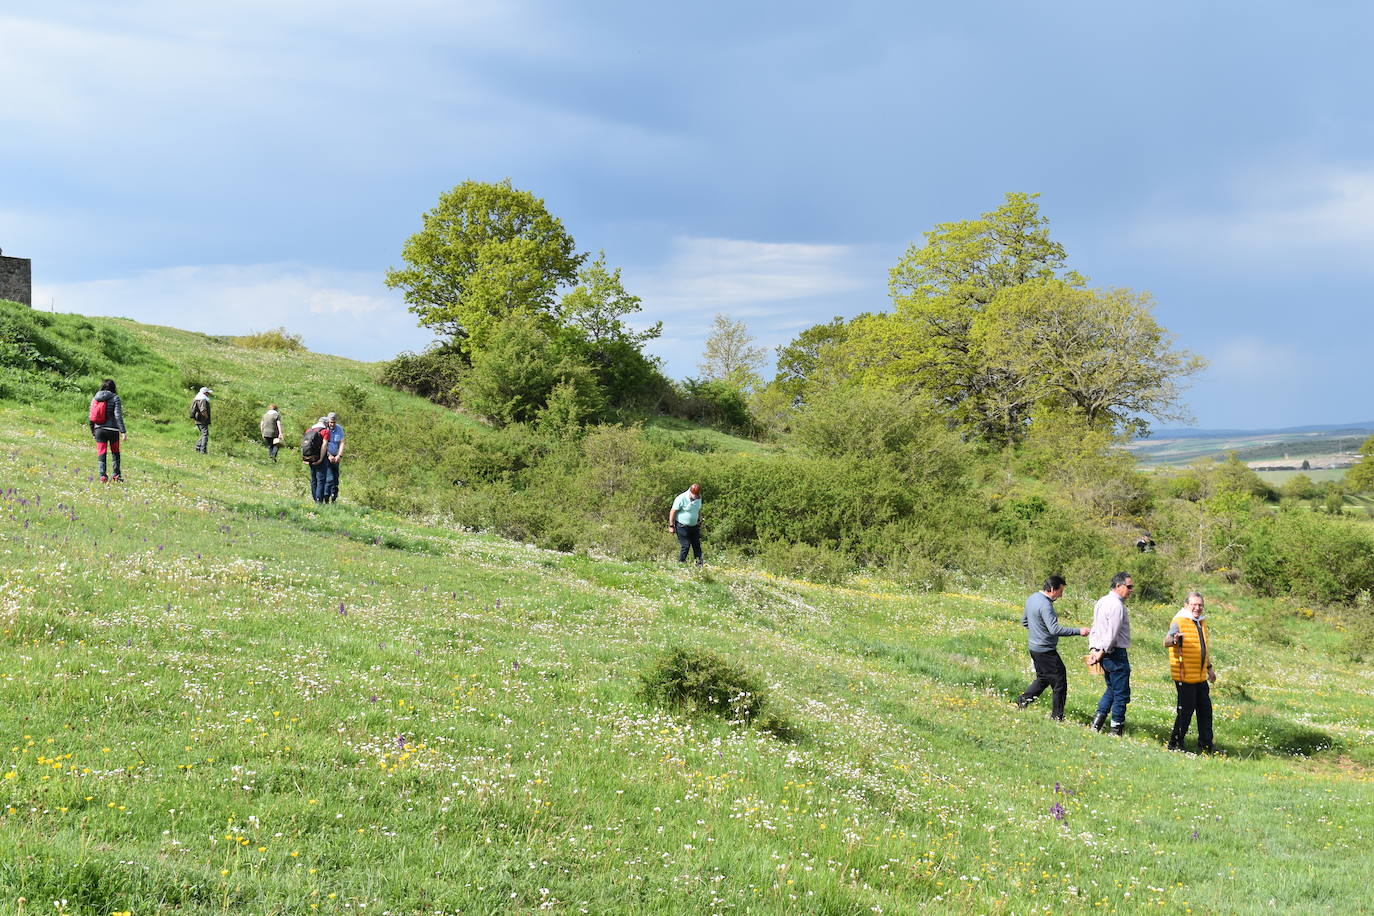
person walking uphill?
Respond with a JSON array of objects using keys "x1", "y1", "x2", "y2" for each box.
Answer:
[
  {"x1": 1013, "y1": 575, "x2": 1090, "y2": 720},
  {"x1": 260, "y1": 404, "x2": 284, "y2": 462},
  {"x1": 1087, "y1": 572, "x2": 1134, "y2": 735},
  {"x1": 1165, "y1": 591, "x2": 1217, "y2": 752},
  {"x1": 89, "y1": 378, "x2": 127, "y2": 482},
  {"x1": 189, "y1": 387, "x2": 213, "y2": 453},
  {"x1": 668, "y1": 483, "x2": 703, "y2": 566},
  {"x1": 301, "y1": 417, "x2": 331, "y2": 503},
  {"x1": 323, "y1": 412, "x2": 345, "y2": 503}
]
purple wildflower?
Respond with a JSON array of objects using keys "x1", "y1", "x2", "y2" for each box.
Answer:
[
  {"x1": 1049, "y1": 802, "x2": 1066, "y2": 821},
  {"x1": 396, "y1": 735, "x2": 406, "y2": 748}
]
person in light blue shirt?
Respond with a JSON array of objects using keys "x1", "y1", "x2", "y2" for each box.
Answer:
[
  {"x1": 324, "y1": 412, "x2": 346, "y2": 503},
  {"x1": 667, "y1": 483, "x2": 703, "y2": 565}
]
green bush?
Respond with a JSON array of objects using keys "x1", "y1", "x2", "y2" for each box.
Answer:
[
  {"x1": 759, "y1": 541, "x2": 850, "y2": 584},
  {"x1": 233, "y1": 327, "x2": 306, "y2": 351},
  {"x1": 1238, "y1": 510, "x2": 1374, "y2": 605},
  {"x1": 665, "y1": 378, "x2": 753, "y2": 433},
  {"x1": 379, "y1": 344, "x2": 467, "y2": 407},
  {"x1": 639, "y1": 646, "x2": 796, "y2": 738}
]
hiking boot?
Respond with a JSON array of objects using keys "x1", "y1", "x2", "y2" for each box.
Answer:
[
  {"x1": 99, "y1": 475, "x2": 108, "y2": 483},
  {"x1": 1198, "y1": 742, "x2": 1214, "y2": 754},
  {"x1": 1109, "y1": 721, "x2": 1125, "y2": 737},
  {"x1": 1050, "y1": 714, "x2": 1065, "y2": 722},
  {"x1": 1166, "y1": 736, "x2": 1183, "y2": 751},
  {"x1": 113, "y1": 474, "x2": 124, "y2": 482},
  {"x1": 1090, "y1": 712, "x2": 1108, "y2": 732},
  {"x1": 1014, "y1": 695, "x2": 1033, "y2": 709}
]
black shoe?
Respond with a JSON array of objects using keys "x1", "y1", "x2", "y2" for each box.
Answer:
[
  {"x1": 1109, "y1": 721, "x2": 1124, "y2": 737},
  {"x1": 1166, "y1": 737, "x2": 1183, "y2": 751},
  {"x1": 1014, "y1": 696, "x2": 1033, "y2": 709},
  {"x1": 1090, "y1": 712, "x2": 1107, "y2": 732},
  {"x1": 1198, "y1": 743, "x2": 1214, "y2": 754},
  {"x1": 1050, "y1": 714, "x2": 1065, "y2": 722}
]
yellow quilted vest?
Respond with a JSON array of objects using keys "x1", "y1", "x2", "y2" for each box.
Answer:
[{"x1": 1168, "y1": 610, "x2": 1210, "y2": 684}]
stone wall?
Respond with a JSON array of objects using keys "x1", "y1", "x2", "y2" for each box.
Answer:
[{"x1": 0, "y1": 254, "x2": 32, "y2": 306}]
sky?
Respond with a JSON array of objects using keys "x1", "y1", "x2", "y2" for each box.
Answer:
[{"x1": 4, "y1": 0, "x2": 1374, "y2": 429}]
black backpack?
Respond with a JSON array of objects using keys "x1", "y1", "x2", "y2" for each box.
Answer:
[{"x1": 301, "y1": 427, "x2": 323, "y2": 462}]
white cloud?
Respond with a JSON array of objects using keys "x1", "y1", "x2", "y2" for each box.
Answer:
[
  {"x1": 31, "y1": 263, "x2": 434, "y2": 360},
  {"x1": 1132, "y1": 163, "x2": 1374, "y2": 263},
  {"x1": 630, "y1": 236, "x2": 868, "y2": 319}
]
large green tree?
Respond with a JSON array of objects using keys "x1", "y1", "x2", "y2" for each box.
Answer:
[
  {"x1": 974, "y1": 279, "x2": 1205, "y2": 436},
  {"x1": 872, "y1": 192, "x2": 1070, "y2": 443},
  {"x1": 385, "y1": 179, "x2": 583, "y2": 354}
]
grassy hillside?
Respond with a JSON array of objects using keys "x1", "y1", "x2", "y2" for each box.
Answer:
[{"x1": 3, "y1": 310, "x2": 1374, "y2": 913}]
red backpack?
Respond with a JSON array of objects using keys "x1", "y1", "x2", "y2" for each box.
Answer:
[{"x1": 89, "y1": 397, "x2": 108, "y2": 424}]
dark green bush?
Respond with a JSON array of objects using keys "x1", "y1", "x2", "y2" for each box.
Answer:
[
  {"x1": 379, "y1": 344, "x2": 467, "y2": 407},
  {"x1": 639, "y1": 646, "x2": 797, "y2": 739},
  {"x1": 759, "y1": 541, "x2": 850, "y2": 584},
  {"x1": 665, "y1": 378, "x2": 753, "y2": 433}
]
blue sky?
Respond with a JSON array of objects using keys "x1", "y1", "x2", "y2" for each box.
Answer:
[{"x1": 4, "y1": 1, "x2": 1373, "y2": 428}]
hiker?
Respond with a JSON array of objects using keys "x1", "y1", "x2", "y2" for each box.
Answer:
[
  {"x1": 1164, "y1": 591, "x2": 1217, "y2": 752},
  {"x1": 324, "y1": 412, "x2": 345, "y2": 503},
  {"x1": 668, "y1": 483, "x2": 703, "y2": 566},
  {"x1": 1087, "y1": 572, "x2": 1134, "y2": 735},
  {"x1": 260, "y1": 404, "x2": 284, "y2": 462},
  {"x1": 302, "y1": 417, "x2": 331, "y2": 503},
  {"x1": 190, "y1": 387, "x2": 213, "y2": 453},
  {"x1": 1013, "y1": 575, "x2": 1090, "y2": 720},
  {"x1": 89, "y1": 378, "x2": 127, "y2": 482}
]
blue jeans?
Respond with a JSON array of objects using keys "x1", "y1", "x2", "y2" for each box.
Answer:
[
  {"x1": 1095, "y1": 648, "x2": 1131, "y2": 723},
  {"x1": 309, "y1": 462, "x2": 330, "y2": 502},
  {"x1": 324, "y1": 459, "x2": 340, "y2": 502}
]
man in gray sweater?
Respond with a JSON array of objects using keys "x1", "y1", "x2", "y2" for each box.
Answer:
[{"x1": 1014, "y1": 575, "x2": 1090, "y2": 720}]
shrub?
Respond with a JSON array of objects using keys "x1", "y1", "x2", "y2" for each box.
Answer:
[
  {"x1": 461, "y1": 314, "x2": 604, "y2": 426},
  {"x1": 759, "y1": 541, "x2": 850, "y2": 584},
  {"x1": 639, "y1": 646, "x2": 769, "y2": 726},
  {"x1": 665, "y1": 378, "x2": 753, "y2": 433},
  {"x1": 233, "y1": 327, "x2": 306, "y2": 351},
  {"x1": 379, "y1": 344, "x2": 467, "y2": 407}
]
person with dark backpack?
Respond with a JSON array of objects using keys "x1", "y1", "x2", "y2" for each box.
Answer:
[
  {"x1": 189, "y1": 387, "x2": 213, "y2": 453},
  {"x1": 89, "y1": 378, "x2": 127, "y2": 482},
  {"x1": 301, "y1": 417, "x2": 330, "y2": 503}
]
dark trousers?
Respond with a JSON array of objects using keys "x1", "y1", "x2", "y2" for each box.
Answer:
[
  {"x1": 1018, "y1": 649, "x2": 1068, "y2": 718},
  {"x1": 324, "y1": 460, "x2": 340, "y2": 502},
  {"x1": 309, "y1": 461, "x2": 330, "y2": 502},
  {"x1": 1170, "y1": 681, "x2": 1213, "y2": 749},
  {"x1": 1095, "y1": 648, "x2": 1131, "y2": 723},
  {"x1": 262, "y1": 436, "x2": 280, "y2": 460},
  {"x1": 195, "y1": 423, "x2": 210, "y2": 453},
  {"x1": 675, "y1": 524, "x2": 702, "y2": 564}
]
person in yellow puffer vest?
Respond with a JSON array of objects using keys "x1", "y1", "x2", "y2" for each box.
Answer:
[{"x1": 1164, "y1": 591, "x2": 1217, "y2": 752}]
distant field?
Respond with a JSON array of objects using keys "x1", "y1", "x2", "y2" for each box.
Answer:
[
  {"x1": 1127, "y1": 424, "x2": 1374, "y2": 466},
  {"x1": 1254, "y1": 468, "x2": 1348, "y2": 485}
]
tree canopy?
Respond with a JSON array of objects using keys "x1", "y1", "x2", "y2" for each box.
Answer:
[{"x1": 385, "y1": 179, "x2": 583, "y2": 354}]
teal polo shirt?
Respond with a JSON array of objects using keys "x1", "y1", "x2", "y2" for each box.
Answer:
[{"x1": 672, "y1": 490, "x2": 701, "y2": 526}]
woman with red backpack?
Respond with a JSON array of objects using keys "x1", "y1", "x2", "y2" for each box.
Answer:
[{"x1": 89, "y1": 378, "x2": 127, "y2": 482}]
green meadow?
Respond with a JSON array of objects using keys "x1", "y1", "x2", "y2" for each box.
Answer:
[{"x1": 2, "y1": 314, "x2": 1374, "y2": 914}]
